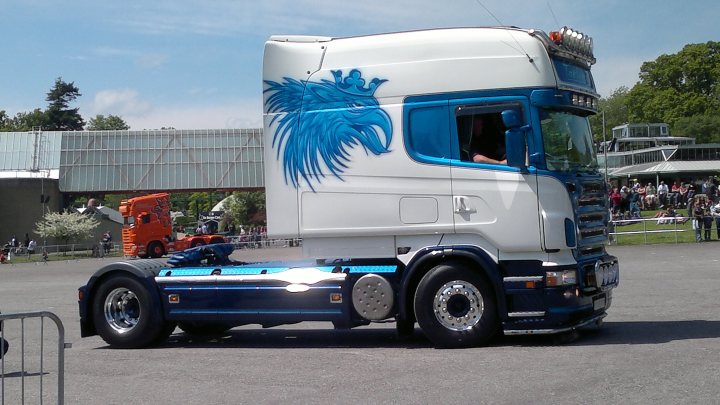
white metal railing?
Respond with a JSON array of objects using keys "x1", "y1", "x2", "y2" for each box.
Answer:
[
  {"x1": 608, "y1": 216, "x2": 697, "y2": 244},
  {"x1": 2, "y1": 243, "x2": 120, "y2": 263},
  {"x1": 226, "y1": 237, "x2": 302, "y2": 250},
  {"x1": 0, "y1": 311, "x2": 71, "y2": 405}
]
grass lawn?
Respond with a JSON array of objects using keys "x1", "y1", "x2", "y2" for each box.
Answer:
[
  {"x1": 609, "y1": 209, "x2": 718, "y2": 245},
  {"x1": 2, "y1": 249, "x2": 123, "y2": 264}
]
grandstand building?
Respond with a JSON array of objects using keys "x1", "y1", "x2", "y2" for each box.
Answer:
[{"x1": 598, "y1": 123, "x2": 720, "y2": 186}]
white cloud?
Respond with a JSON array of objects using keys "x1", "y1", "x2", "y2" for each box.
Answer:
[
  {"x1": 122, "y1": 99, "x2": 263, "y2": 130},
  {"x1": 136, "y1": 53, "x2": 169, "y2": 69},
  {"x1": 91, "y1": 89, "x2": 153, "y2": 117},
  {"x1": 93, "y1": 46, "x2": 169, "y2": 69}
]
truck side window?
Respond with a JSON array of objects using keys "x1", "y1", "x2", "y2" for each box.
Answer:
[
  {"x1": 456, "y1": 110, "x2": 507, "y2": 164},
  {"x1": 404, "y1": 103, "x2": 451, "y2": 161},
  {"x1": 141, "y1": 214, "x2": 151, "y2": 224}
]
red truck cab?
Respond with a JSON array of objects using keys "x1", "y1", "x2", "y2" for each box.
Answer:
[{"x1": 119, "y1": 193, "x2": 225, "y2": 258}]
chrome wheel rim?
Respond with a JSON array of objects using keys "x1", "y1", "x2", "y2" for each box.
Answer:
[
  {"x1": 433, "y1": 280, "x2": 484, "y2": 331},
  {"x1": 104, "y1": 287, "x2": 140, "y2": 334}
]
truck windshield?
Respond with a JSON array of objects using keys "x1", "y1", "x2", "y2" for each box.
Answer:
[{"x1": 540, "y1": 109, "x2": 598, "y2": 172}]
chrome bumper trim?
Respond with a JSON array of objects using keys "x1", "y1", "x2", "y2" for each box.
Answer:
[{"x1": 507, "y1": 311, "x2": 546, "y2": 318}]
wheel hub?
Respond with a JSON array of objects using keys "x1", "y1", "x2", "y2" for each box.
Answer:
[
  {"x1": 433, "y1": 280, "x2": 484, "y2": 331},
  {"x1": 104, "y1": 287, "x2": 140, "y2": 334}
]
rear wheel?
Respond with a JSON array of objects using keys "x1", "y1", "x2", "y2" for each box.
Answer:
[
  {"x1": 92, "y1": 274, "x2": 166, "y2": 348},
  {"x1": 190, "y1": 240, "x2": 205, "y2": 248},
  {"x1": 414, "y1": 262, "x2": 498, "y2": 348},
  {"x1": 148, "y1": 241, "x2": 165, "y2": 258}
]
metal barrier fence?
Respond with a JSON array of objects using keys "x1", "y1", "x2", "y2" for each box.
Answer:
[
  {"x1": 226, "y1": 237, "x2": 302, "y2": 250},
  {"x1": 608, "y1": 216, "x2": 693, "y2": 244},
  {"x1": 0, "y1": 311, "x2": 70, "y2": 405},
  {"x1": 2, "y1": 243, "x2": 120, "y2": 264}
]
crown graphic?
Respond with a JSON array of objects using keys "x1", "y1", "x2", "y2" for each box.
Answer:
[{"x1": 332, "y1": 69, "x2": 387, "y2": 96}]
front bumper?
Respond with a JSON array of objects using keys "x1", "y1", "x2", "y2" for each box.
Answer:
[{"x1": 501, "y1": 255, "x2": 618, "y2": 335}]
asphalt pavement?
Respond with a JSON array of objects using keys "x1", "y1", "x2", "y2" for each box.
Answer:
[{"x1": 1, "y1": 244, "x2": 719, "y2": 404}]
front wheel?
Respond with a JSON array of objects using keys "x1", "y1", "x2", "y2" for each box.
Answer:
[
  {"x1": 414, "y1": 262, "x2": 498, "y2": 348},
  {"x1": 92, "y1": 274, "x2": 167, "y2": 348},
  {"x1": 148, "y1": 241, "x2": 165, "y2": 258}
]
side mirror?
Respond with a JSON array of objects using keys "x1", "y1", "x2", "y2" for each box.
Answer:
[{"x1": 501, "y1": 110, "x2": 528, "y2": 172}]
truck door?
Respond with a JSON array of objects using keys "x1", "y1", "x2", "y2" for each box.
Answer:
[{"x1": 449, "y1": 98, "x2": 542, "y2": 253}]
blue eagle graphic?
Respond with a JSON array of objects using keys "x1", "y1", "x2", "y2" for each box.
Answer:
[{"x1": 264, "y1": 69, "x2": 393, "y2": 189}]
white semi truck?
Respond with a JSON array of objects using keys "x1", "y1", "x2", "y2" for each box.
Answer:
[{"x1": 79, "y1": 26, "x2": 618, "y2": 349}]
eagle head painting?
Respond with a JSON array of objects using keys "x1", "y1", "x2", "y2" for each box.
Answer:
[{"x1": 264, "y1": 69, "x2": 393, "y2": 190}]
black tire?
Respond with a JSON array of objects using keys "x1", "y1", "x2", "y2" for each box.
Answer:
[
  {"x1": 208, "y1": 237, "x2": 225, "y2": 244},
  {"x1": 154, "y1": 322, "x2": 177, "y2": 344},
  {"x1": 148, "y1": 241, "x2": 165, "y2": 258},
  {"x1": 190, "y1": 240, "x2": 205, "y2": 248},
  {"x1": 178, "y1": 322, "x2": 231, "y2": 337},
  {"x1": 92, "y1": 274, "x2": 166, "y2": 348},
  {"x1": 414, "y1": 262, "x2": 498, "y2": 348}
]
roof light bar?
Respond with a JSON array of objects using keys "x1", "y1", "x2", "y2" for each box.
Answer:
[{"x1": 548, "y1": 26, "x2": 595, "y2": 61}]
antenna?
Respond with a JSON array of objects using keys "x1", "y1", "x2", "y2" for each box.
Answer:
[
  {"x1": 547, "y1": 2, "x2": 561, "y2": 28},
  {"x1": 473, "y1": 0, "x2": 534, "y2": 63}
]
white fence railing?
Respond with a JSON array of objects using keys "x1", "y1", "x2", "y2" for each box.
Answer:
[{"x1": 608, "y1": 216, "x2": 701, "y2": 244}]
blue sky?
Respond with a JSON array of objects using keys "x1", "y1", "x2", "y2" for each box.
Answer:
[{"x1": 1, "y1": 0, "x2": 718, "y2": 130}]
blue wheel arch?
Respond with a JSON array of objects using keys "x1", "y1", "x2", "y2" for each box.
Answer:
[
  {"x1": 398, "y1": 246, "x2": 508, "y2": 321},
  {"x1": 79, "y1": 260, "x2": 166, "y2": 337}
]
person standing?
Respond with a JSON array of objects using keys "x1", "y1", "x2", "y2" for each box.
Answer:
[
  {"x1": 692, "y1": 201, "x2": 704, "y2": 242},
  {"x1": 657, "y1": 181, "x2": 669, "y2": 208},
  {"x1": 703, "y1": 203, "x2": 713, "y2": 241},
  {"x1": 27, "y1": 239, "x2": 37, "y2": 257},
  {"x1": 712, "y1": 202, "x2": 720, "y2": 240}
]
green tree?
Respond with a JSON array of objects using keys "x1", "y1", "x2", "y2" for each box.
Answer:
[
  {"x1": 188, "y1": 192, "x2": 214, "y2": 219},
  {"x1": 102, "y1": 194, "x2": 127, "y2": 210},
  {"x1": 223, "y1": 191, "x2": 266, "y2": 227},
  {"x1": 34, "y1": 210, "x2": 100, "y2": 252},
  {"x1": 2, "y1": 109, "x2": 48, "y2": 131},
  {"x1": 0, "y1": 110, "x2": 10, "y2": 130},
  {"x1": 626, "y1": 42, "x2": 720, "y2": 127},
  {"x1": 590, "y1": 86, "x2": 630, "y2": 142},
  {"x1": 673, "y1": 115, "x2": 720, "y2": 143},
  {"x1": 45, "y1": 77, "x2": 85, "y2": 131},
  {"x1": 87, "y1": 114, "x2": 130, "y2": 130}
]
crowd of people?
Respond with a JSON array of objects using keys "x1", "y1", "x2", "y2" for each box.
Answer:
[
  {"x1": 225, "y1": 225, "x2": 268, "y2": 248},
  {"x1": 609, "y1": 177, "x2": 720, "y2": 242},
  {"x1": 1, "y1": 233, "x2": 38, "y2": 263}
]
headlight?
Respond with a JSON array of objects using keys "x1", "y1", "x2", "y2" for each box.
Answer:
[{"x1": 546, "y1": 270, "x2": 577, "y2": 286}]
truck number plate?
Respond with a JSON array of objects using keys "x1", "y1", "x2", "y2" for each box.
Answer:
[{"x1": 593, "y1": 295, "x2": 606, "y2": 311}]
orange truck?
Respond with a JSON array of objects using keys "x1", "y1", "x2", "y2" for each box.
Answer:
[{"x1": 119, "y1": 193, "x2": 226, "y2": 258}]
